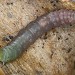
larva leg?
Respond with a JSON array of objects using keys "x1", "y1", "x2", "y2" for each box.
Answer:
[{"x1": 2, "y1": 35, "x2": 14, "y2": 42}]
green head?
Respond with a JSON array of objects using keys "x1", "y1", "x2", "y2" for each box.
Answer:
[
  {"x1": 0, "y1": 43, "x2": 22, "y2": 63},
  {"x1": 0, "y1": 48, "x2": 3, "y2": 62}
]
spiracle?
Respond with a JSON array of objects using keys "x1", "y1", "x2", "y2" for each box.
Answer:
[{"x1": 0, "y1": 9, "x2": 75, "y2": 63}]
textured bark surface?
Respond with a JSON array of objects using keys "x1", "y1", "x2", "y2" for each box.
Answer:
[{"x1": 0, "y1": 0, "x2": 75, "y2": 75}]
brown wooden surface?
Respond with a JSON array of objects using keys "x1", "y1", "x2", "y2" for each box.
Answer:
[{"x1": 0, "y1": 0, "x2": 75, "y2": 75}]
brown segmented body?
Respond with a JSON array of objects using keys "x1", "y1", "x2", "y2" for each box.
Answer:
[{"x1": 0, "y1": 9, "x2": 75, "y2": 63}]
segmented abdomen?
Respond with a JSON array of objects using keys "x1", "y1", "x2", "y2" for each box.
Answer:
[{"x1": 0, "y1": 9, "x2": 75, "y2": 63}]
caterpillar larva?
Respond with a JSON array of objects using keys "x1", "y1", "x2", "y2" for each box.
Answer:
[{"x1": 0, "y1": 9, "x2": 75, "y2": 63}]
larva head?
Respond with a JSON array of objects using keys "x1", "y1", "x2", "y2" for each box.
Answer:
[
  {"x1": 1, "y1": 47, "x2": 13, "y2": 63},
  {"x1": 0, "y1": 48, "x2": 3, "y2": 62},
  {"x1": 0, "y1": 44, "x2": 22, "y2": 63},
  {"x1": 0, "y1": 48, "x2": 11, "y2": 63}
]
